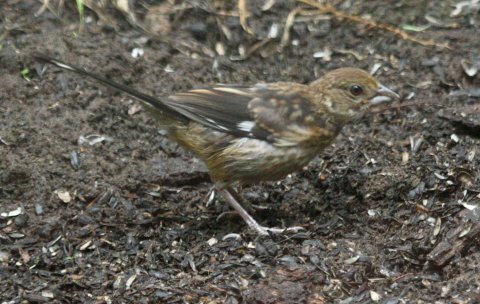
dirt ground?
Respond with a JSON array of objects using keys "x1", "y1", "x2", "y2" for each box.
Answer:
[{"x1": 1, "y1": 0, "x2": 480, "y2": 303}]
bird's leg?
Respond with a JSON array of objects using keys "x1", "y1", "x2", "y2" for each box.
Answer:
[
  {"x1": 217, "y1": 186, "x2": 305, "y2": 235},
  {"x1": 209, "y1": 186, "x2": 255, "y2": 221}
]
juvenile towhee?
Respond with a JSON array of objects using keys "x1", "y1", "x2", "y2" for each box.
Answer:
[{"x1": 33, "y1": 53, "x2": 399, "y2": 235}]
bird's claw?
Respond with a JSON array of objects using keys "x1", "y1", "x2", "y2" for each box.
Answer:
[{"x1": 254, "y1": 225, "x2": 306, "y2": 236}]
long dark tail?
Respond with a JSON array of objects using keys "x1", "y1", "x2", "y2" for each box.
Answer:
[{"x1": 33, "y1": 53, "x2": 188, "y2": 122}]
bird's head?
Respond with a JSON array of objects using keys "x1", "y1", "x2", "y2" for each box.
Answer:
[{"x1": 311, "y1": 67, "x2": 399, "y2": 123}]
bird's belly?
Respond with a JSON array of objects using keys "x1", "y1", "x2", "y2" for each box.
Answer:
[{"x1": 207, "y1": 138, "x2": 321, "y2": 185}]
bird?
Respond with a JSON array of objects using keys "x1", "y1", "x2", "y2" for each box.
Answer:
[{"x1": 33, "y1": 53, "x2": 399, "y2": 235}]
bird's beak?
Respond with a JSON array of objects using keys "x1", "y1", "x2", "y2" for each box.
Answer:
[{"x1": 370, "y1": 84, "x2": 400, "y2": 105}]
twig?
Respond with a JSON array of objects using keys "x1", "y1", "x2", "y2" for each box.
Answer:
[
  {"x1": 297, "y1": 0, "x2": 450, "y2": 49},
  {"x1": 279, "y1": 7, "x2": 303, "y2": 49},
  {"x1": 35, "y1": 0, "x2": 49, "y2": 16},
  {"x1": 238, "y1": 0, "x2": 254, "y2": 35}
]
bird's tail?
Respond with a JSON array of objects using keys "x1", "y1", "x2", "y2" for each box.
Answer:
[{"x1": 33, "y1": 53, "x2": 188, "y2": 123}]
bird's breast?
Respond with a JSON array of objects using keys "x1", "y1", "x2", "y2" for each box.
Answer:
[{"x1": 207, "y1": 137, "x2": 322, "y2": 185}]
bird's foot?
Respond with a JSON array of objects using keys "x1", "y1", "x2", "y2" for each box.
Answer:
[
  {"x1": 217, "y1": 187, "x2": 306, "y2": 236},
  {"x1": 216, "y1": 210, "x2": 305, "y2": 235},
  {"x1": 252, "y1": 224, "x2": 306, "y2": 236}
]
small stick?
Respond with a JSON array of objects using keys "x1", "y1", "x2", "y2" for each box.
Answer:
[{"x1": 297, "y1": 0, "x2": 450, "y2": 49}]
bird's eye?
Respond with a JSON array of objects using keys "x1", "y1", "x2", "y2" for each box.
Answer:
[{"x1": 349, "y1": 85, "x2": 364, "y2": 96}]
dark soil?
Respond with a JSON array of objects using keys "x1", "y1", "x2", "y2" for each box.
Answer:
[{"x1": 1, "y1": 1, "x2": 480, "y2": 303}]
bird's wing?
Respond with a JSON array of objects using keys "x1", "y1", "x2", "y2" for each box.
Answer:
[
  {"x1": 33, "y1": 54, "x2": 336, "y2": 146},
  {"x1": 166, "y1": 83, "x2": 336, "y2": 147},
  {"x1": 166, "y1": 85, "x2": 254, "y2": 137}
]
